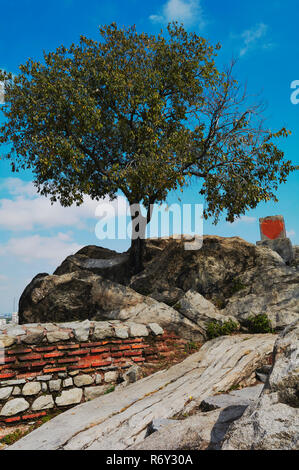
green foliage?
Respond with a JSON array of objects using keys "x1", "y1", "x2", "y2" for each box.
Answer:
[
  {"x1": 0, "y1": 22, "x2": 294, "y2": 229},
  {"x1": 0, "y1": 429, "x2": 27, "y2": 445},
  {"x1": 245, "y1": 314, "x2": 273, "y2": 333},
  {"x1": 184, "y1": 341, "x2": 200, "y2": 353},
  {"x1": 206, "y1": 319, "x2": 239, "y2": 339},
  {"x1": 104, "y1": 385, "x2": 115, "y2": 394}
]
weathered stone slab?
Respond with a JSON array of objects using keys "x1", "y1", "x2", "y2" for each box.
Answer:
[
  {"x1": 8, "y1": 334, "x2": 276, "y2": 450},
  {"x1": 32, "y1": 395, "x2": 54, "y2": 411},
  {"x1": 0, "y1": 387, "x2": 13, "y2": 400},
  {"x1": 74, "y1": 375, "x2": 94, "y2": 388},
  {"x1": 200, "y1": 384, "x2": 263, "y2": 411},
  {"x1": 222, "y1": 319, "x2": 299, "y2": 450},
  {"x1": 0, "y1": 398, "x2": 29, "y2": 416},
  {"x1": 257, "y1": 238, "x2": 294, "y2": 264},
  {"x1": 22, "y1": 382, "x2": 41, "y2": 396},
  {"x1": 55, "y1": 389, "x2": 83, "y2": 407}
]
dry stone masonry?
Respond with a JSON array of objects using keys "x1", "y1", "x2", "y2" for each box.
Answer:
[{"x1": 0, "y1": 320, "x2": 186, "y2": 424}]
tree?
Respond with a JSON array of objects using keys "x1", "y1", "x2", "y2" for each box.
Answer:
[{"x1": 0, "y1": 23, "x2": 294, "y2": 273}]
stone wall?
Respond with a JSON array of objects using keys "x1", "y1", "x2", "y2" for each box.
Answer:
[{"x1": 0, "y1": 320, "x2": 188, "y2": 424}]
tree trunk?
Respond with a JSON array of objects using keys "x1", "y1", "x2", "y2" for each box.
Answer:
[{"x1": 129, "y1": 203, "x2": 152, "y2": 274}]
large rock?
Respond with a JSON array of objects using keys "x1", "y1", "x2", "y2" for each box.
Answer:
[
  {"x1": 54, "y1": 245, "x2": 130, "y2": 284},
  {"x1": 18, "y1": 271, "x2": 204, "y2": 339},
  {"x1": 256, "y1": 238, "x2": 294, "y2": 264},
  {"x1": 221, "y1": 319, "x2": 299, "y2": 450},
  {"x1": 8, "y1": 333, "x2": 276, "y2": 450},
  {"x1": 174, "y1": 290, "x2": 239, "y2": 339},
  {"x1": 129, "y1": 406, "x2": 246, "y2": 450},
  {"x1": 223, "y1": 254, "x2": 299, "y2": 330},
  {"x1": 130, "y1": 236, "x2": 282, "y2": 302}
]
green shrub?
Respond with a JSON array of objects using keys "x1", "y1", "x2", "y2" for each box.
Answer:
[
  {"x1": 206, "y1": 319, "x2": 239, "y2": 339},
  {"x1": 245, "y1": 314, "x2": 273, "y2": 333},
  {"x1": 104, "y1": 385, "x2": 115, "y2": 395}
]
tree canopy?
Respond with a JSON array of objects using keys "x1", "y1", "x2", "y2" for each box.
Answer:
[{"x1": 0, "y1": 22, "x2": 294, "y2": 270}]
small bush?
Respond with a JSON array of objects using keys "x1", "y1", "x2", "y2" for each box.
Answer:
[
  {"x1": 245, "y1": 314, "x2": 273, "y2": 333},
  {"x1": 104, "y1": 385, "x2": 115, "y2": 395},
  {"x1": 206, "y1": 319, "x2": 239, "y2": 339}
]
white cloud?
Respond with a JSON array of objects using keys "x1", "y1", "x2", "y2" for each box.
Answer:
[
  {"x1": 0, "y1": 178, "x2": 128, "y2": 231},
  {"x1": 0, "y1": 233, "x2": 83, "y2": 265},
  {"x1": 149, "y1": 0, "x2": 205, "y2": 28},
  {"x1": 286, "y1": 229, "x2": 295, "y2": 238},
  {"x1": 239, "y1": 23, "x2": 268, "y2": 57},
  {"x1": 229, "y1": 215, "x2": 257, "y2": 225}
]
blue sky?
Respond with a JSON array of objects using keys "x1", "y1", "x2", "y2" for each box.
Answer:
[{"x1": 0, "y1": 0, "x2": 298, "y2": 313}]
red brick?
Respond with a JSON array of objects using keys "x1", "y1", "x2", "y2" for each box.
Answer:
[
  {"x1": 12, "y1": 362, "x2": 32, "y2": 370},
  {"x1": 16, "y1": 372, "x2": 39, "y2": 379},
  {"x1": 57, "y1": 344, "x2": 80, "y2": 350},
  {"x1": 160, "y1": 351, "x2": 175, "y2": 358},
  {"x1": 30, "y1": 361, "x2": 48, "y2": 368},
  {"x1": 91, "y1": 360, "x2": 112, "y2": 367},
  {"x1": 144, "y1": 348, "x2": 157, "y2": 355},
  {"x1": 144, "y1": 355, "x2": 158, "y2": 361},
  {"x1": 123, "y1": 338, "x2": 143, "y2": 344},
  {"x1": 44, "y1": 351, "x2": 65, "y2": 358},
  {"x1": 131, "y1": 344, "x2": 144, "y2": 349},
  {"x1": 68, "y1": 364, "x2": 91, "y2": 370},
  {"x1": 132, "y1": 357, "x2": 145, "y2": 363},
  {"x1": 7, "y1": 348, "x2": 32, "y2": 355},
  {"x1": 68, "y1": 349, "x2": 89, "y2": 356},
  {"x1": 43, "y1": 367, "x2": 66, "y2": 373},
  {"x1": 18, "y1": 353, "x2": 42, "y2": 361},
  {"x1": 113, "y1": 357, "x2": 127, "y2": 363},
  {"x1": 3, "y1": 356, "x2": 17, "y2": 363},
  {"x1": 124, "y1": 350, "x2": 142, "y2": 357},
  {"x1": 4, "y1": 416, "x2": 21, "y2": 423},
  {"x1": 0, "y1": 372, "x2": 15, "y2": 379},
  {"x1": 57, "y1": 357, "x2": 79, "y2": 364},
  {"x1": 80, "y1": 342, "x2": 102, "y2": 348},
  {"x1": 110, "y1": 340, "x2": 122, "y2": 344},
  {"x1": 34, "y1": 346, "x2": 56, "y2": 352},
  {"x1": 118, "y1": 345, "x2": 131, "y2": 351},
  {"x1": 22, "y1": 411, "x2": 47, "y2": 421},
  {"x1": 111, "y1": 352, "x2": 123, "y2": 358},
  {"x1": 91, "y1": 348, "x2": 110, "y2": 354}
]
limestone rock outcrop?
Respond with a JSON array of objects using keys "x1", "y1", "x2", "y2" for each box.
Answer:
[
  {"x1": 18, "y1": 271, "x2": 204, "y2": 340},
  {"x1": 221, "y1": 319, "x2": 299, "y2": 450},
  {"x1": 19, "y1": 236, "x2": 298, "y2": 333}
]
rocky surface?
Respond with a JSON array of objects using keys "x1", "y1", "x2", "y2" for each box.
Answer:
[
  {"x1": 174, "y1": 290, "x2": 239, "y2": 339},
  {"x1": 221, "y1": 319, "x2": 299, "y2": 450},
  {"x1": 129, "y1": 406, "x2": 246, "y2": 450},
  {"x1": 223, "y1": 256, "x2": 299, "y2": 330},
  {"x1": 256, "y1": 238, "x2": 294, "y2": 264},
  {"x1": 18, "y1": 236, "x2": 298, "y2": 334},
  {"x1": 54, "y1": 245, "x2": 130, "y2": 284},
  {"x1": 8, "y1": 333, "x2": 276, "y2": 450},
  {"x1": 17, "y1": 273, "x2": 205, "y2": 340}
]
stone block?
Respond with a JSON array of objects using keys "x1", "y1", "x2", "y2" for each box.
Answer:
[
  {"x1": 32, "y1": 395, "x2": 54, "y2": 411},
  {"x1": 55, "y1": 388, "x2": 83, "y2": 406},
  {"x1": 256, "y1": 238, "x2": 294, "y2": 264},
  {"x1": 259, "y1": 215, "x2": 286, "y2": 241},
  {"x1": 0, "y1": 398, "x2": 29, "y2": 416}
]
